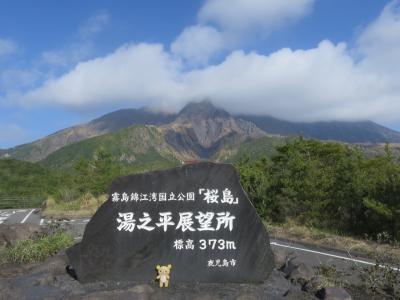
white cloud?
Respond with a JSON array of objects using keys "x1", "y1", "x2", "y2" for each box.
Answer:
[
  {"x1": 357, "y1": 1, "x2": 400, "y2": 78},
  {"x1": 0, "y1": 69, "x2": 41, "y2": 91},
  {"x1": 41, "y1": 44, "x2": 93, "y2": 67},
  {"x1": 0, "y1": 38, "x2": 17, "y2": 56},
  {"x1": 22, "y1": 43, "x2": 184, "y2": 111},
  {"x1": 0, "y1": 124, "x2": 31, "y2": 148},
  {"x1": 171, "y1": 0, "x2": 315, "y2": 65},
  {"x1": 78, "y1": 11, "x2": 110, "y2": 39},
  {"x1": 198, "y1": 0, "x2": 314, "y2": 33},
  {"x1": 40, "y1": 12, "x2": 110, "y2": 67},
  {"x1": 171, "y1": 25, "x2": 225, "y2": 66},
  {"x1": 6, "y1": 1, "x2": 400, "y2": 125},
  {"x1": 183, "y1": 41, "x2": 387, "y2": 122}
]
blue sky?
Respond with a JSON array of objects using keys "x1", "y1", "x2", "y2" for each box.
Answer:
[{"x1": 0, "y1": 0, "x2": 399, "y2": 148}]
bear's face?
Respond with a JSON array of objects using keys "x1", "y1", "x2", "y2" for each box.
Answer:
[{"x1": 156, "y1": 264, "x2": 171, "y2": 276}]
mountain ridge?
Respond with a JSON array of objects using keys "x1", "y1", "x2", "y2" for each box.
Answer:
[
  {"x1": 2, "y1": 100, "x2": 400, "y2": 162},
  {"x1": 160, "y1": 101, "x2": 267, "y2": 158},
  {"x1": 238, "y1": 115, "x2": 400, "y2": 144}
]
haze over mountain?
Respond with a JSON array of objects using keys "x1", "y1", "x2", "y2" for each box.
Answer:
[
  {"x1": 2, "y1": 100, "x2": 400, "y2": 163},
  {"x1": 238, "y1": 115, "x2": 400, "y2": 144}
]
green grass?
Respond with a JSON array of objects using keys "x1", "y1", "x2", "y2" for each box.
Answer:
[{"x1": 1, "y1": 231, "x2": 74, "y2": 264}]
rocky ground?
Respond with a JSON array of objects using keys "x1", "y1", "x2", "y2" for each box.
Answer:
[
  {"x1": 0, "y1": 253, "x2": 320, "y2": 300},
  {"x1": 0, "y1": 224, "x2": 381, "y2": 300}
]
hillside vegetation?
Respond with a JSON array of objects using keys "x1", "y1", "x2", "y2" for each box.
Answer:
[
  {"x1": 219, "y1": 136, "x2": 288, "y2": 162},
  {"x1": 0, "y1": 159, "x2": 60, "y2": 198},
  {"x1": 1, "y1": 136, "x2": 399, "y2": 242},
  {"x1": 236, "y1": 138, "x2": 400, "y2": 241},
  {"x1": 42, "y1": 124, "x2": 179, "y2": 170}
]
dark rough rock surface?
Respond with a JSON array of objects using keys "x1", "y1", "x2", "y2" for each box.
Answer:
[
  {"x1": 288, "y1": 263, "x2": 314, "y2": 285},
  {"x1": 162, "y1": 101, "x2": 266, "y2": 158},
  {"x1": 318, "y1": 287, "x2": 353, "y2": 300},
  {"x1": 0, "y1": 224, "x2": 44, "y2": 250},
  {"x1": 67, "y1": 162, "x2": 274, "y2": 283},
  {"x1": 0, "y1": 260, "x2": 318, "y2": 300},
  {"x1": 0, "y1": 231, "x2": 367, "y2": 299}
]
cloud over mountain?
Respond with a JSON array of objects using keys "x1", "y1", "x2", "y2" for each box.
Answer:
[{"x1": 4, "y1": 0, "x2": 400, "y2": 125}]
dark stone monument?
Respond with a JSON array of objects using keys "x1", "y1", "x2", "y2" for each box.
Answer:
[{"x1": 67, "y1": 162, "x2": 274, "y2": 283}]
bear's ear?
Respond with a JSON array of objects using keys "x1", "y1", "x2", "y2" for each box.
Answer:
[
  {"x1": 167, "y1": 264, "x2": 172, "y2": 270},
  {"x1": 156, "y1": 265, "x2": 160, "y2": 270}
]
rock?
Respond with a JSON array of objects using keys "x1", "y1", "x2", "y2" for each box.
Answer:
[
  {"x1": 273, "y1": 250, "x2": 288, "y2": 269},
  {"x1": 0, "y1": 268, "x2": 320, "y2": 300},
  {"x1": 67, "y1": 162, "x2": 275, "y2": 283},
  {"x1": 303, "y1": 276, "x2": 324, "y2": 294},
  {"x1": 284, "y1": 288, "x2": 319, "y2": 300},
  {"x1": 263, "y1": 269, "x2": 292, "y2": 297},
  {"x1": 35, "y1": 274, "x2": 56, "y2": 286},
  {"x1": 0, "y1": 262, "x2": 37, "y2": 278},
  {"x1": 235, "y1": 294, "x2": 261, "y2": 300},
  {"x1": 317, "y1": 287, "x2": 352, "y2": 300},
  {"x1": 128, "y1": 283, "x2": 154, "y2": 294},
  {"x1": 281, "y1": 256, "x2": 299, "y2": 276},
  {"x1": 280, "y1": 255, "x2": 315, "y2": 287},
  {"x1": 0, "y1": 278, "x2": 23, "y2": 300},
  {"x1": 288, "y1": 263, "x2": 315, "y2": 285},
  {"x1": 29, "y1": 252, "x2": 69, "y2": 276},
  {"x1": 0, "y1": 223, "x2": 43, "y2": 249},
  {"x1": 191, "y1": 294, "x2": 220, "y2": 300}
]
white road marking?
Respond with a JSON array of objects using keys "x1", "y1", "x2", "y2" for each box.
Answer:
[
  {"x1": 270, "y1": 241, "x2": 399, "y2": 271},
  {"x1": 40, "y1": 218, "x2": 44, "y2": 225},
  {"x1": 0, "y1": 210, "x2": 16, "y2": 224},
  {"x1": 20, "y1": 209, "x2": 35, "y2": 224}
]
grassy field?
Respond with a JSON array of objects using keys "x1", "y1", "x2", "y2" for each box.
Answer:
[{"x1": 42, "y1": 193, "x2": 108, "y2": 218}]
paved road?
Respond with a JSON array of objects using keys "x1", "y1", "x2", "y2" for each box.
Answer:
[
  {"x1": 270, "y1": 238, "x2": 399, "y2": 286},
  {"x1": 0, "y1": 209, "x2": 40, "y2": 225},
  {"x1": 270, "y1": 239, "x2": 393, "y2": 269},
  {"x1": 0, "y1": 208, "x2": 90, "y2": 226}
]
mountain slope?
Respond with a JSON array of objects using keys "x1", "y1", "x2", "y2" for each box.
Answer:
[
  {"x1": 41, "y1": 125, "x2": 180, "y2": 170},
  {"x1": 239, "y1": 115, "x2": 400, "y2": 143},
  {"x1": 3, "y1": 101, "x2": 400, "y2": 163},
  {"x1": 160, "y1": 101, "x2": 267, "y2": 158},
  {"x1": 2, "y1": 108, "x2": 175, "y2": 162},
  {"x1": 41, "y1": 102, "x2": 271, "y2": 168},
  {"x1": 89, "y1": 107, "x2": 176, "y2": 132}
]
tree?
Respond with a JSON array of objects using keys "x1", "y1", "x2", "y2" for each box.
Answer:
[
  {"x1": 74, "y1": 148, "x2": 121, "y2": 196},
  {"x1": 89, "y1": 148, "x2": 120, "y2": 195}
]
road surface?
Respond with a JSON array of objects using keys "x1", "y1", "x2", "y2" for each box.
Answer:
[{"x1": 0, "y1": 208, "x2": 90, "y2": 226}]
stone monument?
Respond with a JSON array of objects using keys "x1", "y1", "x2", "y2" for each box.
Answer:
[{"x1": 67, "y1": 162, "x2": 274, "y2": 283}]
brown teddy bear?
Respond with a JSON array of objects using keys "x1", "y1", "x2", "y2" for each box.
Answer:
[{"x1": 156, "y1": 264, "x2": 172, "y2": 288}]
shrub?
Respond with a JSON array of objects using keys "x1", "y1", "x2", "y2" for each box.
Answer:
[{"x1": 2, "y1": 231, "x2": 74, "y2": 264}]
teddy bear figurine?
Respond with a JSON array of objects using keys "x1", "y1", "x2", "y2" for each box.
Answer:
[{"x1": 156, "y1": 264, "x2": 172, "y2": 288}]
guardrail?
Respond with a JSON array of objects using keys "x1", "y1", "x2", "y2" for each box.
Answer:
[{"x1": 0, "y1": 196, "x2": 45, "y2": 209}]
